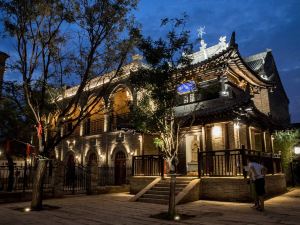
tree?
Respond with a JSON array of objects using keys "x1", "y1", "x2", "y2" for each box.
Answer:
[
  {"x1": 0, "y1": 81, "x2": 34, "y2": 192},
  {"x1": 0, "y1": 0, "x2": 138, "y2": 209},
  {"x1": 130, "y1": 16, "x2": 199, "y2": 219},
  {"x1": 273, "y1": 130, "x2": 300, "y2": 184}
]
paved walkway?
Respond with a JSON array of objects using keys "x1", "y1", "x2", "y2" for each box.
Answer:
[{"x1": 0, "y1": 188, "x2": 300, "y2": 225}]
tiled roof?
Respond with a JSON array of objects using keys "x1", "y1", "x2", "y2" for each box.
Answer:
[
  {"x1": 189, "y1": 42, "x2": 228, "y2": 65},
  {"x1": 243, "y1": 49, "x2": 272, "y2": 80}
]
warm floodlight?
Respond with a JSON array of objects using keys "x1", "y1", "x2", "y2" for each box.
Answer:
[
  {"x1": 24, "y1": 207, "x2": 31, "y2": 212},
  {"x1": 294, "y1": 146, "x2": 300, "y2": 155},
  {"x1": 174, "y1": 215, "x2": 180, "y2": 221}
]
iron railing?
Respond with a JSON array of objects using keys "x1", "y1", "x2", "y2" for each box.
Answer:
[
  {"x1": 132, "y1": 155, "x2": 164, "y2": 176},
  {"x1": 97, "y1": 166, "x2": 132, "y2": 186},
  {"x1": 0, "y1": 164, "x2": 54, "y2": 192},
  {"x1": 198, "y1": 148, "x2": 282, "y2": 177},
  {"x1": 63, "y1": 165, "x2": 89, "y2": 194}
]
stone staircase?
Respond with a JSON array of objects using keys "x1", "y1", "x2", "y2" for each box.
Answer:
[{"x1": 137, "y1": 177, "x2": 195, "y2": 204}]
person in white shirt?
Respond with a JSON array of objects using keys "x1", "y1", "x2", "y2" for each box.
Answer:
[
  {"x1": 247, "y1": 158, "x2": 258, "y2": 208},
  {"x1": 248, "y1": 157, "x2": 267, "y2": 211}
]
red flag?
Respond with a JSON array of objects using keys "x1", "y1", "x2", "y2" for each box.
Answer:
[
  {"x1": 37, "y1": 122, "x2": 42, "y2": 138},
  {"x1": 26, "y1": 144, "x2": 31, "y2": 157}
]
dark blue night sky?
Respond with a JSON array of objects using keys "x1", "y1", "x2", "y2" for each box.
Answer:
[
  {"x1": 135, "y1": 0, "x2": 300, "y2": 123},
  {"x1": 1, "y1": 0, "x2": 299, "y2": 122}
]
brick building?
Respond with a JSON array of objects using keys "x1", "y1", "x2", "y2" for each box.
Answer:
[{"x1": 54, "y1": 32, "x2": 289, "y2": 187}]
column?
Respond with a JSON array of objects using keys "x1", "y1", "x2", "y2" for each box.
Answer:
[
  {"x1": 103, "y1": 113, "x2": 109, "y2": 132},
  {"x1": 246, "y1": 124, "x2": 251, "y2": 149},
  {"x1": 261, "y1": 131, "x2": 266, "y2": 152},
  {"x1": 224, "y1": 123, "x2": 230, "y2": 149}
]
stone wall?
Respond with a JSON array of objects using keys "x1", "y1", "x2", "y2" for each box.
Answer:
[
  {"x1": 200, "y1": 174, "x2": 286, "y2": 202},
  {"x1": 129, "y1": 176, "x2": 158, "y2": 194}
]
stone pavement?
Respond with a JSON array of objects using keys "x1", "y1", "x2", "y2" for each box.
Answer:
[{"x1": 0, "y1": 188, "x2": 300, "y2": 225}]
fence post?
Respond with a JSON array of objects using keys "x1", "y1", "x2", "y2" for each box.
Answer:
[
  {"x1": 241, "y1": 145, "x2": 247, "y2": 179},
  {"x1": 52, "y1": 160, "x2": 64, "y2": 198},
  {"x1": 198, "y1": 149, "x2": 201, "y2": 178},
  {"x1": 87, "y1": 162, "x2": 98, "y2": 195},
  {"x1": 131, "y1": 156, "x2": 135, "y2": 177},
  {"x1": 160, "y1": 155, "x2": 164, "y2": 178},
  {"x1": 270, "y1": 153, "x2": 275, "y2": 175}
]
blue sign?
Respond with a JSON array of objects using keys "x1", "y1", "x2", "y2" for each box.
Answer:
[{"x1": 177, "y1": 81, "x2": 196, "y2": 94}]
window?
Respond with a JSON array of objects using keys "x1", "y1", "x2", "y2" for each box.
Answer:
[
  {"x1": 183, "y1": 95, "x2": 189, "y2": 104},
  {"x1": 67, "y1": 122, "x2": 73, "y2": 132},
  {"x1": 84, "y1": 118, "x2": 91, "y2": 135},
  {"x1": 190, "y1": 93, "x2": 195, "y2": 102}
]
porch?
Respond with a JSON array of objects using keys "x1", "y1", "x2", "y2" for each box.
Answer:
[{"x1": 131, "y1": 148, "x2": 282, "y2": 178}]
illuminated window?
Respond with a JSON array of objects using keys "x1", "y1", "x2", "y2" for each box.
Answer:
[
  {"x1": 183, "y1": 95, "x2": 189, "y2": 104},
  {"x1": 190, "y1": 93, "x2": 195, "y2": 102}
]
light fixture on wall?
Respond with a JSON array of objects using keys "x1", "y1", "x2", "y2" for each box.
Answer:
[
  {"x1": 212, "y1": 125, "x2": 222, "y2": 138},
  {"x1": 234, "y1": 118, "x2": 240, "y2": 129}
]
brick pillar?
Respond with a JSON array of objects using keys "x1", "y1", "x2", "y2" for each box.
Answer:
[
  {"x1": 52, "y1": 160, "x2": 65, "y2": 198},
  {"x1": 87, "y1": 162, "x2": 98, "y2": 195}
]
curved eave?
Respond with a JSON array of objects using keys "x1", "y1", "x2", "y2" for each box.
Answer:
[{"x1": 231, "y1": 48, "x2": 274, "y2": 87}]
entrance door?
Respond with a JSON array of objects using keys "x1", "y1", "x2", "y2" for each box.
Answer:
[
  {"x1": 115, "y1": 151, "x2": 126, "y2": 185},
  {"x1": 66, "y1": 154, "x2": 75, "y2": 187}
]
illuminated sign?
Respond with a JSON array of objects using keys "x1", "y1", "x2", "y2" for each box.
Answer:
[{"x1": 177, "y1": 81, "x2": 196, "y2": 94}]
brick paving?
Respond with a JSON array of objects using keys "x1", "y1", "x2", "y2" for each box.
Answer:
[{"x1": 0, "y1": 188, "x2": 299, "y2": 225}]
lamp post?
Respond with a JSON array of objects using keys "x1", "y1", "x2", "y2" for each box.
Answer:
[{"x1": 292, "y1": 144, "x2": 300, "y2": 186}]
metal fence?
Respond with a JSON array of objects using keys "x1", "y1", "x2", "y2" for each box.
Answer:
[
  {"x1": 132, "y1": 155, "x2": 164, "y2": 176},
  {"x1": 198, "y1": 149, "x2": 282, "y2": 177},
  {"x1": 63, "y1": 165, "x2": 89, "y2": 194},
  {"x1": 98, "y1": 166, "x2": 132, "y2": 186},
  {"x1": 0, "y1": 164, "x2": 53, "y2": 192}
]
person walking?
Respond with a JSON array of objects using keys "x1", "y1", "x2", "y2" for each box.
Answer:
[
  {"x1": 247, "y1": 157, "x2": 258, "y2": 209},
  {"x1": 249, "y1": 157, "x2": 267, "y2": 211}
]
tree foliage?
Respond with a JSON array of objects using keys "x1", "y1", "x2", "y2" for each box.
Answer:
[
  {"x1": 273, "y1": 130, "x2": 300, "y2": 181},
  {"x1": 0, "y1": 0, "x2": 138, "y2": 155},
  {"x1": 0, "y1": 0, "x2": 138, "y2": 209},
  {"x1": 130, "y1": 15, "x2": 195, "y2": 167}
]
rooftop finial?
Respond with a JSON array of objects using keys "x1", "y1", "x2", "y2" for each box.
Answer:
[{"x1": 197, "y1": 26, "x2": 206, "y2": 39}]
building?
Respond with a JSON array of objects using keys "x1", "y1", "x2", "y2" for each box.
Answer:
[{"x1": 55, "y1": 32, "x2": 289, "y2": 188}]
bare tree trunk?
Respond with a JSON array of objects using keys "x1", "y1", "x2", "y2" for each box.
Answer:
[
  {"x1": 31, "y1": 159, "x2": 48, "y2": 210},
  {"x1": 168, "y1": 172, "x2": 176, "y2": 219},
  {"x1": 167, "y1": 158, "x2": 177, "y2": 219}
]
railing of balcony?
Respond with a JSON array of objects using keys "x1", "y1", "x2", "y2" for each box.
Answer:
[
  {"x1": 198, "y1": 148, "x2": 282, "y2": 178},
  {"x1": 132, "y1": 155, "x2": 164, "y2": 177}
]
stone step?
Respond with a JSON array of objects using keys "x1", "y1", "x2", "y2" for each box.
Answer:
[
  {"x1": 151, "y1": 187, "x2": 183, "y2": 192},
  {"x1": 146, "y1": 190, "x2": 181, "y2": 196},
  {"x1": 138, "y1": 197, "x2": 169, "y2": 204},
  {"x1": 155, "y1": 183, "x2": 187, "y2": 188},
  {"x1": 146, "y1": 190, "x2": 170, "y2": 195},
  {"x1": 142, "y1": 193, "x2": 169, "y2": 200}
]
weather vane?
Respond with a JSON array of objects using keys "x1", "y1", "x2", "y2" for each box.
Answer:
[{"x1": 197, "y1": 26, "x2": 206, "y2": 39}]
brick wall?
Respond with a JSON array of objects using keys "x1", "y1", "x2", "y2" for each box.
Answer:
[{"x1": 199, "y1": 174, "x2": 286, "y2": 202}]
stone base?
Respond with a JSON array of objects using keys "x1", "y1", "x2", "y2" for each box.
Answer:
[
  {"x1": 130, "y1": 174, "x2": 287, "y2": 203},
  {"x1": 129, "y1": 176, "x2": 158, "y2": 194},
  {"x1": 96, "y1": 185, "x2": 130, "y2": 194},
  {"x1": 200, "y1": 174, "x2": 287, "y2": 202}
]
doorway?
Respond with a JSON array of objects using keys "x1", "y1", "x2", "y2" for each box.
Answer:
[{"x1": 114, "y1": 151, "x2": 126, "y2": 185}]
